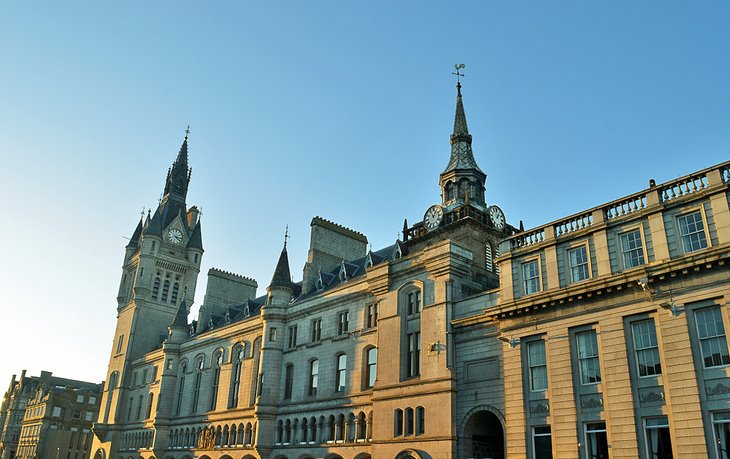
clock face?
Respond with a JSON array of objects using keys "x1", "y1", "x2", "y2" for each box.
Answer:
[
  {"x1": 167, "y1": 228, "x2": 183, "y2": 244},
  {"x1": 424, "y1": 205, "x2": 444, "y2": 231},
  {"x1": 489, "y1": 206, "x2": 506, "y2": 230}
]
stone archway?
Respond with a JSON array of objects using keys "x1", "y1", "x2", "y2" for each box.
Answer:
[{"x1": 462, "y1": 409, "x2": 505, "y2": 459}]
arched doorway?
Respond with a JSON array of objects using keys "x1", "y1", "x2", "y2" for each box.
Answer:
[{"x1": 463, "y1": 409, "x2": 504, "y2": 459}]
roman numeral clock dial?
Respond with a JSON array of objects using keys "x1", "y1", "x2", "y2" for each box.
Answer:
[{"x1": 423, "y1": 205, "x2": 444, "y2": 232}]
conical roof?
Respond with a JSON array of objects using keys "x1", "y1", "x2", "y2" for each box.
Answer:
[{"x1": 268, "y1": 244, "x2": 293, "y2": 290}]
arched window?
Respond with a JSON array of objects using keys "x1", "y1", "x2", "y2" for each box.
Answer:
[
  {"x1": 416, "y1": 406, "x2": 425, "y2": 435},
  {"x1": 308, "y1": 360, "x2": 319, "y2": 396},
  {"x1": 335, "y1": 354, "x2": 347, "y2": 392},
  {"x1": 171, "y1": 282, "x2": 180, "y2": 304},
  {"x1": 485, "y1": 244, "x2": 493, "y2": 272},
  {"x1": 136, "y1": 394, "x2": 143, "y2": 420},
  {"x1": 145, "y1": 393, "x2": 154, "y2": 419},
  {"x1": 405, "y1": 407, "x2": 414, "y2": 436},
  {"x1": 445, "y1": 181, "x2": 454, "y2": 201},
  {"x1": 245, "y1": 422, "x2": 253, "y2": 445},
  {"x1": 229, "y1": 346, "x2": 244, "y2": 408},
  {"x1": 301, "y1": 418, "x2": 309, "y2": 443},
  {"x1": 366, "y1": 347, "x2": 377, "y2": 388},
  {"x1": 356, "y1": 411, "x2": 367, "y2": 441},
  {"x1": 191, "y1": 357, "x2": 204, "y2": 413},
  {"x1": 151, "y1": 277, "x2": 160, "y2": 300},
  {"x1": 276, "y1": 420, "x2": 283, "y2": 444},
  {"x1": 284, "y1": 364, "x2": 294, "y2": 400},
  {"x1": 126, "y1": 396, "x2": 134, "y2": 421},
  {"x1": 284, "y1": 419, "x2": 291, "y2": 444},
  {"x1": 210, "y1": 351, "x2": 222, "y2": 410},
  {"x1": 394, "y1": 409, "x2": 404, "y2": 436},
  {"x1": 175, "y1": 362, "x2": 187, "y2": 416},
  {"x1": 161, "y1": 280, "x2": 170, "y2": 302}
]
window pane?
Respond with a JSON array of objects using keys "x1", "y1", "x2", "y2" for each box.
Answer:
[
  {"x1": 645, "y1": 417, "x2": 673, "y2": 459},
  {"x1": 621, "y1": 230, "x2": 645, "y2": 269},
  {"x1": 678, "y1": 212, "x2": 708, "y2": 253},
  {"x1": 696, "y1": 307, "x2": 730, "y2": 368},
  {"x1": 569, "y1": 246, "x2": 589, "y2": 282},
  {"x1": 576, "y1": 331, "x2": 601, "y2": 384},
  {"x1": 632, "y1": 320, "x2": 661, "y2": 377}
]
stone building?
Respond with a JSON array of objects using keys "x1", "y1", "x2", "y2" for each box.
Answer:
[
  {"x1": 87, "y1": 81, "x2": 730, "y2": 459},
  {"x1": 0, "y1": 371, "x2": 102, "y2": 459}
]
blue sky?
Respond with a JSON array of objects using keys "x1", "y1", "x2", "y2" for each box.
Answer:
[{"x1": 1, "y1": 2, "x2": 728, "y2": 387}]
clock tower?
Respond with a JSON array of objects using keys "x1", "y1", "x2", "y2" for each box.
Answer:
[{"x1": 96, "y1": 131, "x2": 203, "y2": 431}]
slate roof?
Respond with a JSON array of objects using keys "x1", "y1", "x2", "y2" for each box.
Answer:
[
  {"x1": 443, "y1": 83, "x2": 484, "y2": 175},
  {"x1": 187, "y1": 221, "x2": 203, "y2": 250},
  {"x1": 268, "y1": 245, "x2": 294, "y2": 290}
]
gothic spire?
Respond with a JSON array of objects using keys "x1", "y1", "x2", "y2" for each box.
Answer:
[
  {"x1": 443, "y1": 82, "x2": 483, "y2": 174},
  {"x1": 163, "y1": 128, "x2": 192, "y2": 203}
]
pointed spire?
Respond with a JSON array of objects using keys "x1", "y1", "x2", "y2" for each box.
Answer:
[
  {"x1": 268, "y1": 234, "x2": 294, "y2": 291},
  {"x1": 452, "y1": 82, "x2": 471, "y2": 141},
  {"x1": 163, "y1": 127, "x2": 192, "y2": 202},
  {"x1": 442, "y1": 80, "x2": 484, "y2": 175}
]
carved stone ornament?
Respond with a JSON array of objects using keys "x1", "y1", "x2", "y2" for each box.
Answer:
[
  {"x1": 707, "y1": 383, "x2": 730, "y2": 397},
  {"x1": 581, "y1": 397, "x2": 604, "y2": 410},
  {"x1": 640, "y1": 391, "x2": 665, "y2": 404},
  {"x1": 529, "y1": 401, "x2": 550, "y2": 416}
]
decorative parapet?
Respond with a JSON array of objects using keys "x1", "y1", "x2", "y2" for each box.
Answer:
[
  {"x1": 504, "y1": 160, "x2": 730, "y2": 254},
  {"x1": 660, "y1": 173, "x2": 709, "y2": 202},
  {"x1": 554, "y1": 212, "x2": 593, "y2": 238}
]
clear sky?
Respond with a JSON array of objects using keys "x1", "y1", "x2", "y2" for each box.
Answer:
[{"x1": 1, "y1": 2, "x2": 728, "y2": 388}]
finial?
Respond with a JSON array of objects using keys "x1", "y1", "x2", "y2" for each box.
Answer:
[
  {"x1": 453, "y1": 63, "x2": 466, "y2": 96},
  {"x1": 140, "y1": 207, "x2": 146, "y2": 219},
  {"x1": 368, "y1": 243, "x2": 372, "y2": 253},
  {"x1": 284, "y1": 225, "x2": 289, "y2": 248},
  {"x1": 184, "y1": 125, "x2": 190, "y2": 140}
]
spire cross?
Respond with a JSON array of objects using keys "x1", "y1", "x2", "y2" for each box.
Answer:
[
  {"x1": 284, "y1": 225, "x2": 289, "y2": 247},
  {"x1": 184, "y1": 125, "x2": 190, "y2": 140}
]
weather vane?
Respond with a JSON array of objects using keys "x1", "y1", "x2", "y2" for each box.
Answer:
[
  {"x1": 284, "y1": 225, "x2": 289, "y2": 247},
  {"x1": 185, "y1": 125, "x2": 190, "y2": 139},
  {"x1": 452, "y1": 63, "x2": 466, "y2": 84}
]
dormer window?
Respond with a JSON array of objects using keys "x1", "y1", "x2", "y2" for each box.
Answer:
[
  {"x1": 365, "y1": 252, "x2": 374, "y2": 269},
  {"x1": 315, "y1": 272, "x2": 324, "y2": 291},
  {"x1": 339, "y1": 260, "x2": 348, "y2": 282}
]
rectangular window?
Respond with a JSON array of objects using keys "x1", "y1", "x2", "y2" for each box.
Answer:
[
  {"x1": 407, "y1": 332, "x2": 421, "y2": 377},
  {"x1": 88, "y1": 395, "x2": 96, "y2": 405},
  {"x1": 576, "y1": 330, "x2": 601, "y2": 384},
  {"x1": 338, "y1": 311, "x2": 349, "y2": 336},
  {"x1": 621, "y1": 229, "x2": 645, "y2": 269},
  {"x1": 584, "y1": 422, "x2": 608, "y2": 459},
  {"x1": 76, "y1": 395, "x2": 84, "y2": 403},
  {"x1": 150, "y1": 367, "x2": 157, "y2": 383},
  {"x1": 568, "y1": 245, "x2": 590, "y2": 282},
  {"x1": 527, "y1": 340, "x2": 548, "y2": 391},
  {"x1": 367, "y1": 303, "x2": 379, "y2": 328},
  {"x1": 269, "y1": 327, "x2": 278, "y2": 341},
  {"x1": 695, "y1": 306, "x2": 730, "y2": 367},
  {"x1": 678, "y1": 211, "x2": 708, "y2": 253},
  {"x1": 142, "y1": 369, "x2": 148, "y2": 384},
  {"x1": 713, "y1": 412, "x2": 730, "y2": 458},
  {"x1": 416, "y1": 406, "x2": 425, "y2": 435},
  {"x1": 335, "y1": 354, "x2": 347, "y2": 392},
  {"x1": 284, "y1": 365, "x2": 294, "y2": 400},
  {"x1": 308, "y1": 360, "x2": 319, "y2": 396},
  {"x1": 116, "y1": 335, "x2": 124, "y2": 354},
  {"x1": 632, "y1": 319, "x2": 661, "y2": 377},
  {"x1": 288, "y1": 325, "x2": 298, "y2": 349},
  {"x1": 407, "y1": 291, "x2": 421, "y2": 315},
  {"x1": 523, "y1": 260, "x2": 540, "y2": 294},
  {"x1": 532, "y1": 426, "x2": 552, "y2": 459},
  {"x1": 645, "y1": 417, "x2": 672, "y2": 459},
  {"x1": 311, "y1": 319, "x2": 322, "y2": 342},
  {"x1": 52, "y1": 407, "x2": 61, "y2": 418}
]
